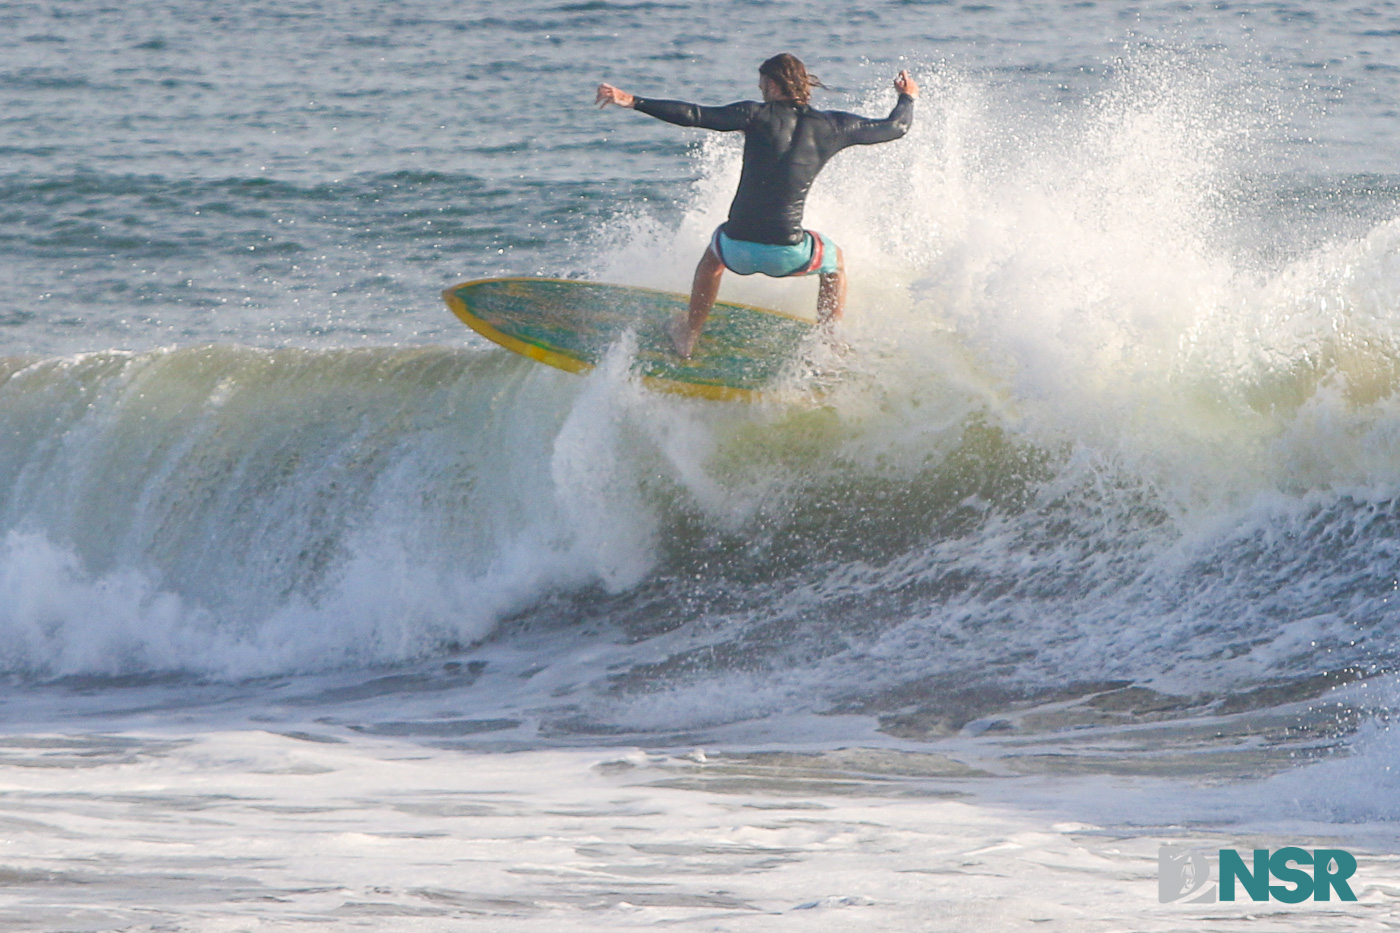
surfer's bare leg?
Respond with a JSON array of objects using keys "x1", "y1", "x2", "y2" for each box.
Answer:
[
  {"x1": 674, "y1": 246, "x2": 724, "y2": 358},
  {"x1": 816, "y1": 247, "x2": 846, "y2": 326}
]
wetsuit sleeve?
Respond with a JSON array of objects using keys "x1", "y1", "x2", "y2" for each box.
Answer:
[
  {"x1": 828, "y1": 93, "x2": 916, "y2": 146},
  {"x1": 632, "y1": 98, "x2": 761, "y2": 132}
]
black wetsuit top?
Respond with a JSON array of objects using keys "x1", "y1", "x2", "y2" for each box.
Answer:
[{"x1": 633, "y1": 93, "x2": 915, "y2": 245}]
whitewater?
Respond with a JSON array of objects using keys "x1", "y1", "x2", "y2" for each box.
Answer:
[{"x1": 2, "y1": 0, "x2": 1400, "y2": 929}]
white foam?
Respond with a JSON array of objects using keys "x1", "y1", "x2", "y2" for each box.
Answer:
[{"x1": 0, "y1": 726, "x2": 1394, "y2": 930}]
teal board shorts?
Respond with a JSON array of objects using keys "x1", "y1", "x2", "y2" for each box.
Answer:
[{"x1": 711, "y1": 226, "x2": 840, "y2": 277}]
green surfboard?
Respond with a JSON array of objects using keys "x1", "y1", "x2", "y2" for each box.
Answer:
[{"x1": 442, "y1": 277, "x2": 816, "y2": 402}]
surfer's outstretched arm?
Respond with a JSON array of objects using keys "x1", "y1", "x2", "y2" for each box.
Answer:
[
  {"x1": 597, "y1": 83, "x2": 757, "y2": 131},
  {"x1": 826, "y1": 71, "x2": 920, "y2": 146}
]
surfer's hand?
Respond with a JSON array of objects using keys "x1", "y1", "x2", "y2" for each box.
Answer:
[
  {"x1": 894, "y1": 70, "x2": 919, "y2": 99},
  {"x1": 596, "y1": 84, "x2": 635, "y2": 108}
]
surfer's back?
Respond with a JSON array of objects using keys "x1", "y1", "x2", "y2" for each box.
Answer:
[{"x1": 633, "y1": 95, "x2": 915, "y2": 244}]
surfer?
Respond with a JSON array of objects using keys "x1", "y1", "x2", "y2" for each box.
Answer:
[{"x1": 597, "y1": 54, "x2": 918, "y2": 357}]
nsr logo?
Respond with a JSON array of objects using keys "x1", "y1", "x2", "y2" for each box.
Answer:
[{"x1": 1159, "y1": 846, "x2": 1358, "y2": 904}]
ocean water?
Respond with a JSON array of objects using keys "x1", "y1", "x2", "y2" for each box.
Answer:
[{"x1": 3, "y1": 0, "x2": 1400, "y2": 928}]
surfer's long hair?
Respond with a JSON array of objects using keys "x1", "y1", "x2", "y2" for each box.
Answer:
[{"x1": 759, "y1": 53, "x2": 825, "y2": 105}]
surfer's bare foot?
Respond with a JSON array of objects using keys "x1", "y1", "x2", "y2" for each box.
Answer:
[
  {"x1": 670, "y1": 315, "x2": 696, "y2": 358},
  {"x1": 816, "y1": 318, "x2": 850, "y2": 355}
]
